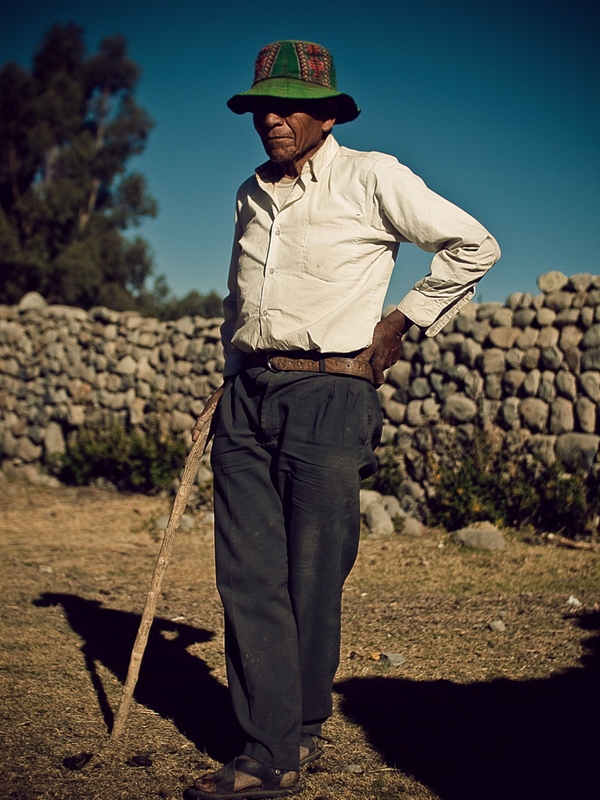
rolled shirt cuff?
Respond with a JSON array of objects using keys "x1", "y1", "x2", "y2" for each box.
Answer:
[{"x1": 397, "y1": 287, "x2": 475, "y2": 337}]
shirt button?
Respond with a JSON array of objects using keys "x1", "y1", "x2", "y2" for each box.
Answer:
[
  {"x1": 274, "y1": 229, "x2": 281, "y2": 236},
  {"x1": 269, "y1": 268, "x2": 275, "y2": 274},
  {"x1": 262, "y1": 310, "x2": 268, "y2": 316}
]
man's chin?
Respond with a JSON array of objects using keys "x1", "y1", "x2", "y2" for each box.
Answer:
[{"x1": 263, "y1": 143, "x2": 294, "y2": 161}]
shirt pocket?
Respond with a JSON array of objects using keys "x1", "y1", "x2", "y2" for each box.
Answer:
[{"x1": 300, "y1": 217, "x2": 361, "y2": 282}]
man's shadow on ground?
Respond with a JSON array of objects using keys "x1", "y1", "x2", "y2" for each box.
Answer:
[
  {"x1": 34, "y1": 593, "x2": 244, "y2": 762},
  {"x1": 335, "y1": 611, "x2": 599, "y2": 800},
  {"x1": 34, "y1": 593, "x2": 599, "y2": 797}
]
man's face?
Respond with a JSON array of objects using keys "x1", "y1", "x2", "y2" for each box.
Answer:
[{"x1": 252, "y1": 99, "x2": 336, "y2": 177}]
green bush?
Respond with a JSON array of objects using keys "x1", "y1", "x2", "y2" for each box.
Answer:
[
  {"x1": 49, "y1": 419, "x2": 186, "y2": 494},
  {"x1": 428, "y1": 430, "x2": 599, "y2": 538},
  {"x1": 369, "y1": 427, "x2": 599, "y2": 539}
]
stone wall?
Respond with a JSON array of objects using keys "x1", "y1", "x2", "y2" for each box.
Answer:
[
  {"x1": 1, "y1": 271, "x2": 599, "y2": 512},
  {"x1": 377, "y1": 271, "x2": 600, "y2": 518},
  {"x1": 0, "y1": 295, "x2": 224, "y2": 478}
]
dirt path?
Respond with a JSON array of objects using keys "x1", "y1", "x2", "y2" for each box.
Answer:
[{"x1": 1, "y1": 479, "x2": 598, "y2": 800}]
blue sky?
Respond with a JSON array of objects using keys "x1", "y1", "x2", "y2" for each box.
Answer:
[{"x1": 2, "y1": 0, "x2": 598, "y2": 307}]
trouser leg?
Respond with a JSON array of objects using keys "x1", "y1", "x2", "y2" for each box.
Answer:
[
  {"x1": 277, "y1": 449, "x2": 360, "y2": 729},
  {"x1": 211, "y1": 369, "x2": 381, "y2": 770},
  {"x1": 275, "y1": 373, "x2": 381, "y2": 732},
  {"x1": 212, "y1": 374, "x2": 301, "y2": 770}
]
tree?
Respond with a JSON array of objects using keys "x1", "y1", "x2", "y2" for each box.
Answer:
[
  {"x1": 0, "y1": 23, "x2": 157, "y2": 309},
  {"x1": 136, "y1": 277, "x2": 223, "y2": 321}
]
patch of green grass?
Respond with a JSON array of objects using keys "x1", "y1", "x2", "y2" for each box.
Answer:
[{"x1": 47, "y1": 416, "x2": 186, "y2": 494}]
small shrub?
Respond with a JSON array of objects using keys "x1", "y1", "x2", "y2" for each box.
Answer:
[
  {"x1": 427, "y1": 429, "x2": 599, "y2": 539},
  {"x1": 364, "y1": 447, "x2": 405, "y2": 496},
  {"x1": 370, "y1": 426, "x2": 599, "y2": 539},
  {"x1": 49, "y1": 418, "x2": 186, "y2": 494}
]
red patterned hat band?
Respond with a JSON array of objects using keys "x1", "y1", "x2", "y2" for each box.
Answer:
[{"x1": 253, "y1": 41, "x2": 335, "y2": 89}]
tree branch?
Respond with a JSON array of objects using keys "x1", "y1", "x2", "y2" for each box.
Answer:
[{"x1": 79, "y1": 83, "x2": 109, "y2": 231}]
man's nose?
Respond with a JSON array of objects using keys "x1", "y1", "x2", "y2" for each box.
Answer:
[{"x1": 263, "y1": 111, "x2": 284, "y2": 127}]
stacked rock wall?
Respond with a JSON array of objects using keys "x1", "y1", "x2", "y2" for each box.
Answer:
[
  {"x1": 0, "y1": 297, "x2": 224, "y2": 467},
  {"x1": 377, "y1": 271, "x2": 600, "y2": 517},
  {"x1": 1, "y1": 271, "x2": 599, "y2": 512}
]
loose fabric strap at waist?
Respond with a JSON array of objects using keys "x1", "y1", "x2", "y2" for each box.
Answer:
[{"x1": 243, "y1": 351, "x2": 375, "y2": 385}]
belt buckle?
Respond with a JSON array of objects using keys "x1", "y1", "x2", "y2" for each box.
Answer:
[{"x1": 266, "y1": 355, "x2": 279, "y2": 372}]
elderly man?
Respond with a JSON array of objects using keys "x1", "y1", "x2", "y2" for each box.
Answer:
[{"x1": 186, "y1": 40, "x2": 500, "y2": 799}]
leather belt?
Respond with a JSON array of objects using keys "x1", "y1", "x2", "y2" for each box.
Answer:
[{"x1": 243, "y1": 351, "x2": 375, "y2": 385}]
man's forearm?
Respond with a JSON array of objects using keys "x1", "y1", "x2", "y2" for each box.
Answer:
[
  {"x1": 382, "y1": 309, "x2": 412, "y2": 338},
  {"x1": 357, "y1": 309, "x2": 413, "y2": 386}
]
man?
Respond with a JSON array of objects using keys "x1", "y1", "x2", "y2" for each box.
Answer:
[{"x1": 186, "y1": 40, "x2": 500, "y2": 799}]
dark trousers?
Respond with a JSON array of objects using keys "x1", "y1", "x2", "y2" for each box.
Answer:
[{"x1": 210, "y1": 367, "x2": 382, "y2": 770}]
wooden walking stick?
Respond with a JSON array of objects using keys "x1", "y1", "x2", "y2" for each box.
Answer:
[{"x1": 110, "y1": 403, "x2": 217, "y2": 740}]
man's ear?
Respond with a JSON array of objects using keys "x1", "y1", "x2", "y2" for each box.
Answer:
[{"x1": 322, "y1": 100, "x2": 338, "y2": 132}]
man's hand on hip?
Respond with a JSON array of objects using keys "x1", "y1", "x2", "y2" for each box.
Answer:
[{"x1": 357, "y1": 309, "x2": 411, "y2": 387}]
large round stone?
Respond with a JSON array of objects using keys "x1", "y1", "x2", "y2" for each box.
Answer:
[
  {"x1": 537, "y1": 271, "x2": 568, "y2": 293},
  {"x1": 519, "y1": 398, "x2": 549, "y2": 432},
  {"x1": 442, "y1": 395, "x2": 477, "y2": 424},
  {"x1": 555, "y1": 433, "x2": 600, "y2": 470},
  {"x1": 550, "y1": 398, "x2": 574, "y2": 434}
]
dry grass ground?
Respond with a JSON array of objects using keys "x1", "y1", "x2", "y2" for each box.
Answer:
[{"x1": 0, "y1": 478, "x2": 598, "y2": 800}]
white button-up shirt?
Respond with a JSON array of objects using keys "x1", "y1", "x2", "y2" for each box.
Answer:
[{"x1": 222, "y1": 134, "x2": 500, "y2": 377}]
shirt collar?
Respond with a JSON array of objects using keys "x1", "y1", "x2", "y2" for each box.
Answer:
[{"x1": 255, "y1": 135, "x2": 340, "y2": 184}]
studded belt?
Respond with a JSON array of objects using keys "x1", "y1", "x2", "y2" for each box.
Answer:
[{"x1": 243, "y1": 351, "x2": 375, "y2": 385}]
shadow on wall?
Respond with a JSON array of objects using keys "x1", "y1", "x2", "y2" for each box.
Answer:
[
  {"x1": 336, "y1": 611, "x2": 599, "y2": 800},
  {"x1": 33, "y1": 593, "x2": 244, "y2": 762}
]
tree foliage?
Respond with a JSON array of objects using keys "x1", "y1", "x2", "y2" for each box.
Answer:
[
  {"x1": 136, "y1": 276, "x2": 224, "y2": 320},
  {"x1": 0, "y1": 23, "x2": 158, "y2": 310}
]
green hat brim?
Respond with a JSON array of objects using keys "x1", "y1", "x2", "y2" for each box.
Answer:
[{"x1": 227, "y1": 77, "x2": 360, "y2": 124}]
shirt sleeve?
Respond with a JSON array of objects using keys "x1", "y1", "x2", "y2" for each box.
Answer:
[
  {"x1": 221, "y1": 200, "x2": 245, "y2": 378},
  {"x1": 371, "y1": 156, "x2": 501, "y2": 336}
]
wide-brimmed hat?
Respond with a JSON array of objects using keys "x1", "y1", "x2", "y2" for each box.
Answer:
[{"x1": 227, "y1": 40, "x2": 360, "y2": 124}]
